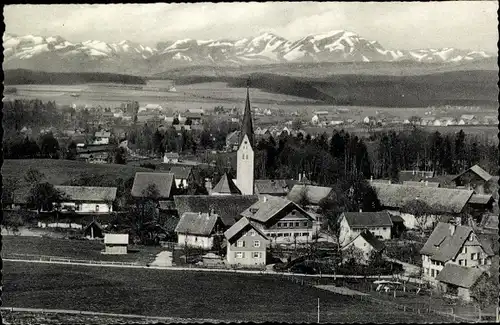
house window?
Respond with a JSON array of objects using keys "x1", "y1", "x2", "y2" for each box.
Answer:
[
  {"x1": 277, "y1": 233, "x2": 283, "y2": 237},
  {"x1": 236, "y1": 240, "x2": 245, "y2": 247},
  {"x1": 302, "y1": 232, "x2": 309, "y2": 236},
  {"x1": 277, "y1": 223, "x2": 282, "y2": 228},
  {"x1": 96, "y1": 205, "x2": 100, "y2": 212},
  {"x1": 291, "y1": 211, "x2": 296, "y2": 215},
  {"x1": 295, "y1": 222, "x2": 300, "y2": 227},
  {"x1": 431, "y1": 269, "x2": 435, "y2": 277},
  {"x1": 383, "y1": 227, "x2": 387, "y2": 230},
  {"x1": 436, "y1": 270, "x2": 440, "y2": 277},
  {"x1": 195, "y1": 236, "x2": 198, "y2": 242},
  {"x1": 458, "y1": 259, "x2": 464, "y2": 266},
  {"x1": 249, "y1": 230, "x2": 256, "y2": 236},
  {"x1": 235, "y1": 252, "x2": 244, "y2": 259},
  {"x1": 303, "y1": 222, "x2": 308, "y2": 227},
  {"x1": 471, "y1": 253, "x2": 476, "y2": 260},
  {"x1": 253, "y1": 240, "x2": 260, "y2": 248},
  {"x1": 252, "y1": 252, "x2": 260, "y2": 259},
  {"x1": 462, "y1": 247, "x2": 467, "y2": 254}
]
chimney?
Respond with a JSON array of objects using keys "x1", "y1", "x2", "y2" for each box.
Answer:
[{"x1": 449, "y1": 224, "x2": 456, "y2": 236}]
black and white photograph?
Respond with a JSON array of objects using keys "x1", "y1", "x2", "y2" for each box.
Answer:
[{"x1": 1, "y1": 2, "x2": 499, "y2": 324}]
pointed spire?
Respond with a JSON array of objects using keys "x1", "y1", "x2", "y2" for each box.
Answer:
[{"x1": 241, "y1": 78, "x2": 254, "y2": 147}]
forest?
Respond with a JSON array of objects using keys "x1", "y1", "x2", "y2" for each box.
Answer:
[{"x1": 4, "y1": 69, "x2": 147, "y2": 85}]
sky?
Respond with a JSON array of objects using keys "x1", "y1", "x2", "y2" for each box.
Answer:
[{"x1": 4, "y1": 2, "x2": 499, "y2": 51}]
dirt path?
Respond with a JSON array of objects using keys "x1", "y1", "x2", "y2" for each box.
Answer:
[
  {"x1": 150, "y1": 251, "x2": 173, "y2": 267},
  {"x1": 315, "y1": 285, "x2": 369, "y2": 296}
]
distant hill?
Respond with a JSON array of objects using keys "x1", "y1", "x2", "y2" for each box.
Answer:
[
  {"x1": 4, "y1": 69, "x2": 147, "y2": 85},
  {"x1": 166, "y1": 70, "x2": 499, "y2": 108}
]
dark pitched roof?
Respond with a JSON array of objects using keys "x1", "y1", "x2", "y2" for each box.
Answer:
[
  {"x1": 342, "y1": 211, "x2": 393, "y2": 228},
  {"x1": 212, "y1": 173, "x2": 241, "y2": 194},
  {"x1": 254, "y1": 179, "x2": 289, "y2": 195},
  {"x1": 240, "y1": 195, "x2": 313, "y2": 224},
  {"x1": 173, "y1": 195, "x2": 259, "y2": 227},
  {"x1": 240, "y1": 86, "x2": 254, "y2": 147},
  {"x1": 436, "y1": 264, "x2": 485, "y2": 288},
  {"x1": 175, "y1": 212, "x2": 220, "y2": 236},
  {"x1": 287, "y1": 185, "x2": 333, "y2": 205},
  {"x1": 131, "y1": 172, "x2": 176, "y2": 199},
  {"x1": 167, "y1": 166, "x2": 192, "y2": 180},
  {"x1": 83, "y1": 220, "x2": 103, "y2": 232},
  {"x1": 224, "y1": 217, "x2": 268, "y2": 242},
  {"x1": 54, "y1": 186, "x2": 117, "y2": 202},
  {"x1": 359, "y1": 230, "x2": 386, "y2": 252},
  {"x1": 371, "y1": 183, "x2": 473, "y2": 214},
  {"x1": 389, "y1": 213, "x2": 405, "y2": 224},
  {"x1": 420, "y1": 222, "x2": 474, "y2": 262},
  {"x1": 479, "y1": 214, "x2": 498, "y2": 230},
  {"x1": 452, "y1": 165, "x2": 492, "y2": 182},
  {"x1": 468, "y1": 194, "x2": 494, "y2": 205}
]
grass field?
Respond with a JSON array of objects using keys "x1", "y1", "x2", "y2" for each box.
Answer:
[
  {"x1": 2, "y1": 236, "x2": 163, "y2": 265},
  {"x1": 1, "y1": 311, "x2": 161, "y2": 325},
  {"x1": 3, "y1": 261, "x2": 453, "y2": 323},
  {"x1": 2, "y1": 159, "x2": 152, "y2": 202}
]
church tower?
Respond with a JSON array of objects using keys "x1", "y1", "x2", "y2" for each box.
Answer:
[{"x1": 236, "y1": 81, "x2": 254, "y2": 195}]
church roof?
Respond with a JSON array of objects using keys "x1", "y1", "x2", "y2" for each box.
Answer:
[
  {"x1": 239, "y1": 85, "x2": 254, "y2": 148},
  {"x1": 212, "y1": 173, "x2": 242, "y2": 195}
]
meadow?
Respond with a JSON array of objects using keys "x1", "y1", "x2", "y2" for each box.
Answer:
[
  {"x1": 3, "y1": 261, "x2": 453, "y2": 323},
  {"x1": 3, "y1": 236, "x2": 162, "y2": 265}
]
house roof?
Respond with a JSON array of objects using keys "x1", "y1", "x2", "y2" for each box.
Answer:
[
  {"x1": 212, "y1": 174, "x2": 241, "y2": 194},
  {"x1": 436, "y1": 264, "x2": 484, "y2": 288},
  {"x1": 164, "y1": 152, "x2": 180, "y2": 159},
  {"x1": 131, "y1": 172, "x2": 176, "y2": 199},
  {"x1": 342, "y1": 211, "x2": 393, "y2": 228},
  {"x1": 173, "y1": 195, "x2": 259, "y2": 227},
  {"x1": 468, "y1": 194, "x2": 494, "y2": 205},
  {"x1": 54, "y1": 186, "x2": 117, "y2": 202},
  {"x1": 158, "y1": 200, "x2": 176, "y2": 210},
  {"x1": 403, "y1": 181, "x2": 440, "y2": 188},
  {"x1": 226, "y1": 130, "x2": 241, "y2": 145},
  {"x1": 240, "y1": 195, "x2": 313, "y2": 224},
  {"x1": 83, "y1": 220, "x2": 103, "y2": 232},
  {"x1": 389, "y1": 213, "x2": 405, "y2": 223},
  {"x1": 95, "y1": 131, "x2": 111, "y2": 138},
  {"x1": 287, "y1": 185, "x2": 333, "y2": 205},
  {"x1": 344, "y1": 230, "x2": 385, "y2": 252},
  {"x1": 254, "y1": 179, "x2": 289, "y2": 195},
  {"x1": 104, "y1": 234, "x2": 129, "y2": 245},
  {"x1": 420, "y1": 222, "x2": 474, "y2": 262},
  {"x1": 452, "y1": 165, "x2": 492, "y2": 182},
  {"x1": 480, "y1": 214, "x2": 498, "y2": 230},
  {"x1": 371, "y1": 183, "x2": 473, "y2": 214},
  {"x1": 175, "y1": 212, "x2": 220, "y2": 236},
  {"x1": 168, "y1": 166, "x2": 192, "y2": 180},
  {"x1": 460, "y1": 114, "x2": 476, "y2": 120},
  {"x1": 224, "y1": 216, "x2": 268, "y2": 242}
]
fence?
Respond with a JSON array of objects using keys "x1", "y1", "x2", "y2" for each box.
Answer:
[
  {"x1": 278, "y1": 273, "x2": 493, "y2": 323},
  {"x1": 4, "y1": 253, "x2": 141, "y2": 267}
]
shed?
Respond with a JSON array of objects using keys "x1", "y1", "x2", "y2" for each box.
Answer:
[
  {"x1": 83, "y1": 220, "x2": 104, "y2": 239},
  {"x1": 104, "y1": 234, "x2": 129, "y2": 254}
]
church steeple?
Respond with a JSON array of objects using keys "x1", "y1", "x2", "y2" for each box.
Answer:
[{"x1": 240, "y1": 78, "x2": 254, "y2": 147}]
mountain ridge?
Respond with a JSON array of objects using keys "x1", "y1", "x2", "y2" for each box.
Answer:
[{"x1": 3, "y1": 31, "x2": 494, "y2": 75}]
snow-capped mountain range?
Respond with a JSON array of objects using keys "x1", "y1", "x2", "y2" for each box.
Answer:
[{"x1": 3, "y1": 31, "x2": 493, "y2": 75}]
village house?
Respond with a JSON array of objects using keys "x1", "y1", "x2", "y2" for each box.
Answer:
[
  {"x1": 420, "y1": 222, "x2": 494, "y2": 282},
  {"x1": 54, "y1": 186, "x2": 117, "y2": 214},
  {"x1": 131, "y1": 172, "x2": 177, "y2": 200},
  {"x1": 371, "y1": 183, "x2": 474, "y2": 230},
  {"x1": 451, "y1": 164, "x2": 492, "y2": 194},
  {"x1": 175, "y1": 212, "x2": 225, "y2": 250},
  {"x1": 76, "y1": 144, "x2": 115, "y2": 164},
  {"x1": 238, "y1": 195, "x2": 316, "y2": 244},
  {"x1": 163, "y1": 152, "x2": 180, "y2": 164},
  {"x1": 435, "y1": 264, "x2": 486, "y2": 302},
  {"x1": 104, "y1": 234, "x2": 129, "y2": 255},
  {"x1": 166, "y1": 166, "x2": 194, "y2": 189},
  {"x1": 226, "y1": 130, "x2": 241, "y2": 151},
  {"x1": 287, "y1": 184, "x2": 333, "y2": 211},
  {"x1": 341, "y1": 230, "x2": 386, "y2": 265},
  {"x1": 254, "y1": 180, "x2": 290, "y2": 196},
  {"x1": 338, "y1": 211, "x2": 394, "y2": 245},
  {"x1": 224, "y1": 216, "x2": 269, "y2": 268}
]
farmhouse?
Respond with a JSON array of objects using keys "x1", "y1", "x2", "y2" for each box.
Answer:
[
  {"x1": 451, "y1": 164, "x2": 492, "y2": 194},
  {"x1": 238, "y1": 195, "x2": 316, "y2": 244},
  {"x1": 167, "y1": 166, "x2": 193, "y2": 189},
  {"x1": 371, "y1": 183, "x2": 474, "y2": 229},
  {"x1": 104, "y1": 234, "x2": 129, "y2": 255},
  {"x1": 175, "y1": 212, "x2": 225, "y2": 249},
  {"x1": 224, "y1": 216, "x2": 268, "y2": 267},
  {"x1": 420, "y1": 222, "x2": 494, "y2": 281},
  {"x1": 338, "y1": 211, "x2": 393, "y2": 245},
  {"x1": 54, "y1": 186, "x2": 117, "y2": 214},
  {"x1": 163, "y1": 152, "x2": 180, "y2": 164},
  {"x1": 174, "y1": 195, "x2": 259, "y2": 228},
  {"x1": 341, "y1": 230, "x2": 386, "y2": 265},
  {"x1": 435, "y1": 264, "x2": 486, "y2": 302},
  {"x1": 131, "y1": 172, "x2": 176, "y2": 200},
  {"x1": 93, "y1": 131, "x2": 111, "y2": 145}
]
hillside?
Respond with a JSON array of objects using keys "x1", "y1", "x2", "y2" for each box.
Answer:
[
  {"x1": 2, "y1": 159, "x2": 152, "y2": 203},
  {"x1": 4, "y1": 69, "x2": 147, "y2": 85},
  {"x1": 161, "y1": 70, "x2": 499, "y2": 108}
]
